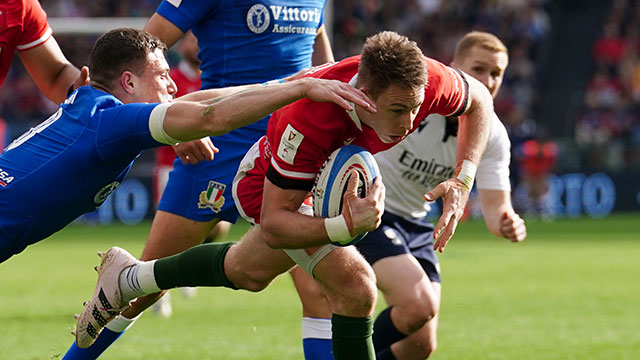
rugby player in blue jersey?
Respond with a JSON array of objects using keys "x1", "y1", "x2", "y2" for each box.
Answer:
[
  {"x1": 63, "y1": 1, "x2": 336, "y2": 358},
  {"x1": 0, "y1": 24, "x2": 371, "y2": 345}
]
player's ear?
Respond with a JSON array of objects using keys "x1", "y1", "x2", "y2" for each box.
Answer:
[{"x1": 120, "y1": 71, "x2": 136, "y2": 94}]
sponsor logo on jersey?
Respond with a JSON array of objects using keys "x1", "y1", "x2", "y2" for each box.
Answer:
[
  {"x1": 94, "y1": 181, "x2": 120, "y2": 205},
  {"x1": 197, "y1": 180, "x2": 226, "y2": 213},
  {"x1": 0, "y1": 168, "x2": 14, "y2": 187},
  {"x1": 398, "y1": 150, "x2": 454, "y2": 189},
  {"x1": 277, "y1": 124, "x2": 304, "y2": 165},
  {"x1": 247, "y1": 4, "x2": 270, "y2": 34},
  {"x1": 246, "y1": 4, "x2": 321, "y2": 35}
]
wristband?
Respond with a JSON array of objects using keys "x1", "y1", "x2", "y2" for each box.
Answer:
[
  {"x1": 262, "y1": 79, "x2": 286, "y2": 86},
  {"x1": 324, "y1": 215, "x2": 353, "y2": 246},
  {"x1": 456, "y1": 159, "x2": 477, "y2": 191}
]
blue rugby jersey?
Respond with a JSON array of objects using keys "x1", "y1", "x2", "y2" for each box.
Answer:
[
  {"x1": 156, "y1": 0, "x2": 326, "y2": 132},
  {"x1": 0, "y1": 86, "x2": 163, "y2": 262}
]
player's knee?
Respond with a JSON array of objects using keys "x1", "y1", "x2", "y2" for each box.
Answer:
[
  {"x1": 333, "y1": 268, "x2": 377, "y2": 316},
  {"x1": 398, "y1": 297, "x2": 438, "y2": 332}
]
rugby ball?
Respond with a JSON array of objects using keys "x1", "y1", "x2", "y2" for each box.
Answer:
[{"x1": 312, "y1": 145, "x2": 379, "y2": 242}]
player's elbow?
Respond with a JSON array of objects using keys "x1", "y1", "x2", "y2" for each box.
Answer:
[
  {"x1": 261, "y1": 229, "x2": 287, "y2": 249},
  {"x1": 259, "y1": 218, "x2": 290, "y2": 249}
]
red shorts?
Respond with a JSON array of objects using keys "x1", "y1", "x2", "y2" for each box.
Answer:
[{"x1": 232, "y1": 137, "x2": 269, "y2": 224}]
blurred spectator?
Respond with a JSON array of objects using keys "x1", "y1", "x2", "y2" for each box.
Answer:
[
  {"x1": 516, "y1": 139, "x2": 558, "y2": 218},
  {"x1": 575, "y1": 0, "x2": 640, "y2": 170}
]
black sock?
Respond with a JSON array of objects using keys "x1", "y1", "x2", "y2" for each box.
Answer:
[
  {"x1": 377, "y1": 347, "x2": 397, "y2": 360},
  {"x1": 373, "y1": 307, "x2": 407, "y2": 352}
]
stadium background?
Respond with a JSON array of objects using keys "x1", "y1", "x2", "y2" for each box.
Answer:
[
  {"x1": 1, "y1": 2, "x2": 639, "y2": 359},
  {"x1": 1, "y1": 0, "x2": 639, "y2": 222}
]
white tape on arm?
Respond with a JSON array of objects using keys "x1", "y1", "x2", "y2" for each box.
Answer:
[
  {"x1": 149, "y1": 103, "x2": 181, "y2": 145},
  {"x1": 456, "y1": 159, "x2": 477, "y2": 191},
  {"x1": 324, "y1": 215, "x2": 353, "y2": 245},
  {"x1": 262, "y1": 79, "x2": 286, "y2": 85}
]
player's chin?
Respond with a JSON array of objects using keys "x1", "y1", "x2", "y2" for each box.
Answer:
[{"x1": 386, "y1": 134, "x2": 406, "y2": 143}]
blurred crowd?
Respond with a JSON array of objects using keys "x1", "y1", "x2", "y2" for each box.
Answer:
[
  {"x1": 2, "y1": 0, "x2": 637, "y2": 184},
  {"x1": 575, "y1": 0, "x2": 640, "y2": 171}
]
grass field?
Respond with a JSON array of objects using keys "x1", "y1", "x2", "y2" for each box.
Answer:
[{"x1": 0, "y1": 214, "x2": 639, "y2": 359}]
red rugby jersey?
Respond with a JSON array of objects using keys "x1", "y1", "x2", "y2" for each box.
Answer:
[
  {"x1": 0, "y1": 0, "x2": 52, "y2": 86},
  {"x1": 263, "y1": 55, "x2": 468, "y2": 192}
]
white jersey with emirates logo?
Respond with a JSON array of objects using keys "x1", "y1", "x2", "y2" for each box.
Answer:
[{"x1": 375, "y1": 113, "x2": 511, "y2": 219}]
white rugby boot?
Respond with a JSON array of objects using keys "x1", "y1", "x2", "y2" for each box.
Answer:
[{"x1": 75, "y1": 247, "x2": 139, "y2": 348}]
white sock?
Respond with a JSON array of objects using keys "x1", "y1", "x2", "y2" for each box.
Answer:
[
  {"x1": 105, "y1": 313, "x2": 142, "y2": 333},
  {"x1": 119, "y1": 260, "x2": 161, "y2": 302},
  {"x1": 302, "y1": 317, "x2": 332, "y2": 340}
]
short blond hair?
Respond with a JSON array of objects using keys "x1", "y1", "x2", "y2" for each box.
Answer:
[
  {"x1": 358, "y1": 31, "x2": 427, "y2": 99},
  {"x1": 454, "y1": 31, "x2": 508, "y2": 62}
]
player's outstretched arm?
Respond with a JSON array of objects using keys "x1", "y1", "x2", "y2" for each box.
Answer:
[
  {"x1": 162, "y1": 78, "x2": 375, "y2": 142},
  {"x1": 478, "y1": 189, "x2": 527, "y2": 242},
  {"x1": 19, "y1": 36, "x2": 80, "y2": 104}
]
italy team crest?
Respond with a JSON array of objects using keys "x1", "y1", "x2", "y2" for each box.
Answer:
[{"x1": 198, "y1": 180, "x2": 226, "y2": 213}]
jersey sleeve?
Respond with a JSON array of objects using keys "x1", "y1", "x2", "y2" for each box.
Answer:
[
  {"x1": 94, "y1": 103, "x2": 166, "y2": 161},
  {"x1": 420, "y1": 57, "x2": 469, "y2": 118},
  {"x1": 16, "y1": 0, "x2": 52, "y2": 51},
  {"x1": 156, "y1": 0, "x2": 221, "y2": 32},
  {"x1": 476, "y1": 114, "x2": 511, "y2": 191},
  {"x1": 265, "y1": 101, "x2": 340, "y2": 192}
]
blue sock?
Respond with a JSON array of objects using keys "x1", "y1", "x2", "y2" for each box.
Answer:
[
  {"x1": 301, "y1": 317, "x2": 333, "y2": 360},
  {"x1": 303, "y1": 338, "x2": 334, "y2": 360},
  {"x1": 62, "y1": 328, "x2": 123, "y2": 359}
]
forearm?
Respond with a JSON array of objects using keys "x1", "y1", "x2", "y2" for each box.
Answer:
[
  {"x1": 164, "y1": 81, "x2": 306, "y2": 141},
  {"x1": 479, "y1": 189, "x2": 514, "y2": 238},
  {"x1": 261, "y1": 210, "x2": 332, "y2": 249},
  {"x1": 456, "y1": 78, "x2": 493, "y2": 173},
  {"x1": 173, "y1": 84, "x2": 258, "y2": 103},
  {"x1": 259, "y1": 182, "x2": 332, "y2": 249}
]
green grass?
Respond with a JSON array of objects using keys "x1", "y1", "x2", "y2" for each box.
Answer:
[{"x1": 0, "y1": 214, "x2": 639, "y2": 359}]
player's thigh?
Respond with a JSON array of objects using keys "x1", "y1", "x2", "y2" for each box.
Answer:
[
  {"x1": 374, "y1": 254, "x2": 440, "y2": 311},
  {"x1": 140, "y1": 210, "x2": 219, "y2": 260},
  {"x1": 224, "y1": 226, "x2": 296, "y2": 290},
  {"x1": 312, "y1": 246, "x2": 377, "y2": 315}
]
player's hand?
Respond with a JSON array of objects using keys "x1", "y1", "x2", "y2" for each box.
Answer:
[
  {"x1": 173, "y1": 138, "x2": 218, "y2": 165},
  {"x1": 74, "y1": 66, "x2": 90, "y2": 89},
  {"x1": 300, "y1": 78, "x2": 377, "y2": 114},
  {"x1": 425, "y1": 178, "x2": 470, "y2": 253},
  {"x1": 342, "y1": 172, "x2": 385, "y2": 237},
  {"x1": 500, "y1": 211, "x2": 527, "y2": 242}
]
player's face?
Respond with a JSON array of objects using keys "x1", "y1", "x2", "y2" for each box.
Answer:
[
  {"x1": 132, "y1": 49, "x2": 177, "y2": 103},
  {"x1": 454, "y1": 45, "x2": 508, "y2": 98},
  {"x1": 360, "y1": 84, "x2": 424, "y2": 143}
]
